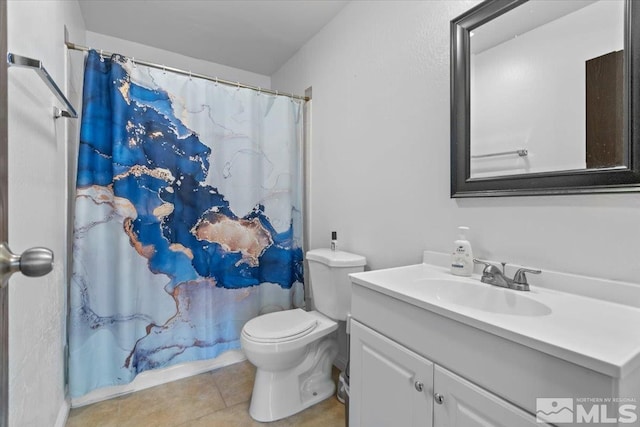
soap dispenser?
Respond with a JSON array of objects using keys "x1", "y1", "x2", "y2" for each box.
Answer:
[{"x1": 450, "y1": 226, "x2": 473, "y2": 277}]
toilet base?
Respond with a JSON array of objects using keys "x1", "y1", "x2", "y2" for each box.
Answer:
[{"x1": 248, "y1": 336, "x2": 338, "y2": 422}]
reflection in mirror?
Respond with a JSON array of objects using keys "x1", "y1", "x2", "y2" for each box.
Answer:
[{"x1": 469, "y1": 0, "x2": 624, "y2": 179}]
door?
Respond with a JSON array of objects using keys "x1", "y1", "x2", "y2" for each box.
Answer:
[
  {"x1": 433, "y1": 365, "x2": 549, "y2": 427},
  {"x1": 350, "y1": 320, "x2": 434, "y2": 427},
  {"x1": 586, "y1": 50, "x2": 624, "y2": 168}
]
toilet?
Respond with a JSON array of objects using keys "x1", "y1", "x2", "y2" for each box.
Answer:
[{"x1": 241, "y1": 248, "x2": 366, "y2": 422}]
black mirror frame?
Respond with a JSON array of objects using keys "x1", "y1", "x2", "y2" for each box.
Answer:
[{"x1": 451, "y1": 0, "x2": 640, "y2": 197}]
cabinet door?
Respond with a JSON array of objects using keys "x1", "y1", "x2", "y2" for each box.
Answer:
[
  {"x1": 433, "y1": 365, "x2": 548, "y2": 427},
  {"x1": 350, "y1": 320, "x2": 433, "y2": 427}
]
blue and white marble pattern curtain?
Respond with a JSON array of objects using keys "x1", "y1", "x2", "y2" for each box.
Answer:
[{"x1": 69, "y1": 51, "x2": 304, "y2": 398}]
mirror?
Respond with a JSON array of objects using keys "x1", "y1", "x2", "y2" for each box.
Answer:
[{"x1": 451, "y1": 0, "x2": 640, "y2": 197}]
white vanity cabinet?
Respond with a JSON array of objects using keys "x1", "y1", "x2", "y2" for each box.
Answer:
[
  {"x1": 350, "y1": 320, "x2": 543, "y2": 427},
  {"x1": 349, "y1": 261, "x2": 640, "y2": 427},
  {"x1": 350, "y1": 320, "x2": 433, "y2": 427},
  {"x1": 433, "y1": 364, "x2": 542, "y2": 427}
]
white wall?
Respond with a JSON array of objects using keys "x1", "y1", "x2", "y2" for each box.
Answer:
[
  {"x1": 6, "y1": 1, "x2": 85, "y2": 426},
  {"x1": 470, "y1": 0, "x2": 624, "y2": 178},
  {"x1": 272, "y1": 0, "x2": 640, "y2": 286},
  {"x1": 86, "y1": 31, "x2": 271, "y2": 89}
]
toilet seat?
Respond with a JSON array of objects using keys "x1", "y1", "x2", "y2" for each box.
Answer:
[{"x1": 243, "y1": 309, "x2": 318, "y2": 343}]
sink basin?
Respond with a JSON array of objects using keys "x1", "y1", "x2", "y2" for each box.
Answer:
[
  {"x1": 347, "y1": 264, "x2": 552, "y2": 317},
  {"x1": 350, "y1": 261, "x2": 640, "y2": 378},
  {"x1": 426, "y1": 278, "x2": 552, "y2": 316}
]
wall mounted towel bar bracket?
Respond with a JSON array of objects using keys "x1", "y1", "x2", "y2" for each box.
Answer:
[
  {"x1": 471, "y1": 149, "x2": 528, "y2": 159},
  {"x1": 6, "y1": 53, "x2": 77, "y2": 119}
]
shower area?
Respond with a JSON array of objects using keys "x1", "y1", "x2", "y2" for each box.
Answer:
[{"x1": 69, "y1": 47, "x2": 307, "y2": 402}]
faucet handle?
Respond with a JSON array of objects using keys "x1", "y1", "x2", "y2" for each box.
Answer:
[
  {"x1": 473, "y1": 258, "x2": 491, "y2": 267},
  {"x1": 473, "y1": 259, "x2": 501, "y2": 274},
  {"x1": 473, "y1": 258, "x2": 491, "y2": 271},
  {"x1": 513, "y1": 268, "x2": 541, "y2": 285}
]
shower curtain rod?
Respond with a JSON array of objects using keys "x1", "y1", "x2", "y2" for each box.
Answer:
[{"x1": 65, "y1": 41, "x2": 309, "y2": 102}]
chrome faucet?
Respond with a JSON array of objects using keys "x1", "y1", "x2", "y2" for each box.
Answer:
[{"x1": 473, "y1": 259, "x2": 541, "y2": 291}]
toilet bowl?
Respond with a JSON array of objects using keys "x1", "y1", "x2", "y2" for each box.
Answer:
[
  {"x1": 241, "y1": 309, "x2": 338, "y2": 422},
  {"x1": 241, "y1": 249, "x2": 366, "y2": 422}
]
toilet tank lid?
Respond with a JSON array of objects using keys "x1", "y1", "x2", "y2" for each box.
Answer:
[{"x1": 306, "y1": 248, "x2": 366, "y2": 267}]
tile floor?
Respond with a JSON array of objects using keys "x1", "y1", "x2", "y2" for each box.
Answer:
[{"x1": 66, "y1": 361, "x2": 346, "y2": 427}]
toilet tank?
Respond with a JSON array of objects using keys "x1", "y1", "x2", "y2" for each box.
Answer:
[{"x1": 306, "y1": 249, "x2": 366, "y2": 321}]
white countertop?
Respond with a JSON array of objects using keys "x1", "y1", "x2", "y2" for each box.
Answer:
[{"x1": 350, "y1": 263, "x2": 640, "y2": 378}]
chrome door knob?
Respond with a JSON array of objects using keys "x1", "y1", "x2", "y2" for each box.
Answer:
[
  {"x1": 19, "y1": 247, "x2": 54, "y2": 277},
  {"x1": 0, "y1": 243, "x2": 53, "y2": 285},
  {"x1": 414, "y1": 381, "x2": 424, "y2": 392},
  {"x1": 434, "y1": 393, "x2": 445, "y2": 404}
]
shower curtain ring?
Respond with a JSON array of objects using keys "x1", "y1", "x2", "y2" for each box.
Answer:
[
  {"x1": 163, "y1": 65, "x2": 166, "y2": 75},
  {"x1": 258, "y1": 87, "x2": 261, "y2": 96},
  {"x1": 214, "y1": 77, "x2": 218, "y2": 86},
  {"x1": 132, "y1": 57, "x2": 136, "y2": 68},
  {"x1": 99, "y1": 49, "x2": 104, "y2": 62},
  {"x1": 189, "y1": 70, "x2": 192, "y2": 81},
  {"x1": 236, "y1": 82, "x2": 240, "y2": 91}
]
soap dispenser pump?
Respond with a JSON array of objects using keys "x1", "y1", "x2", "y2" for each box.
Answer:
[{"x1": 450, "y1": 226, "x2": 473, "y2": 277}]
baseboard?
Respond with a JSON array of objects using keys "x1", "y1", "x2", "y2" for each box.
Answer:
[
  {"x1": 71, "y1": 349, "x2": 246, "y2": 408},
  {"x1": 54, "y1": 398, "x2": 70, "y2": 427}
]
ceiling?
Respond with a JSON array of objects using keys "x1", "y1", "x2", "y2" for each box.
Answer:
[{"x1": 78, "y1": 0, "x2": 349, "y2": 76}]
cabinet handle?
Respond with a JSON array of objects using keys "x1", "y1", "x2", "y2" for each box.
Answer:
[
  {"x1": 434, "y1": 393, "x2": 445, "y2": 404},
  {"x1": 414, "y1": 381, "x2": 424, "y2": 392}
]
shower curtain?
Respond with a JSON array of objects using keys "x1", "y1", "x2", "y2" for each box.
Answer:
[{"x1": 69, "y1": 50, "x2": 304, "y2": 398}]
